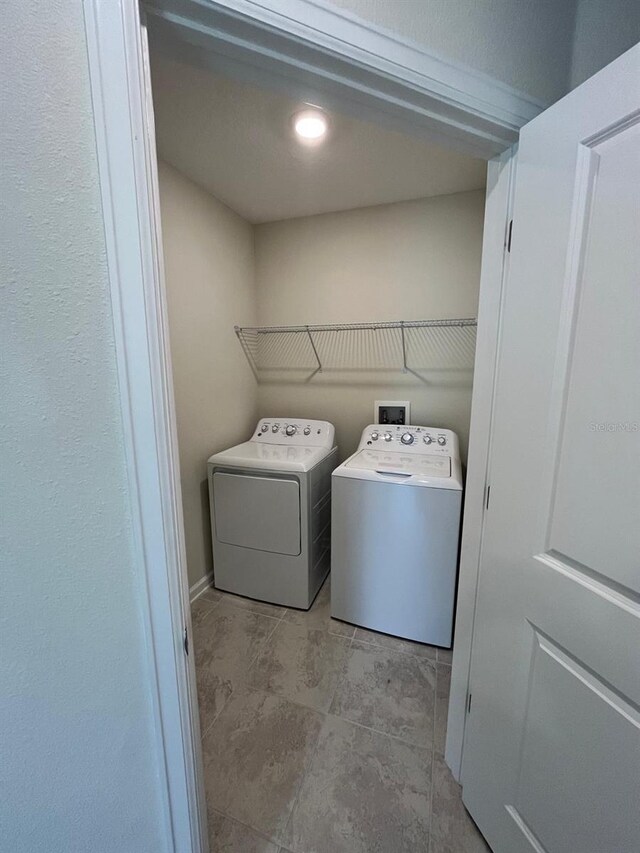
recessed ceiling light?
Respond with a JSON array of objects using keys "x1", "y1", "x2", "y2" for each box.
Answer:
[{"x1": 293, "y1": 108, "x2": 328, "y2": 142}]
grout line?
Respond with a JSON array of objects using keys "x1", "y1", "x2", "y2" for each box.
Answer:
[
  {"x1": 278, "y1": 701, "x2": 326, "y2": 852},
  {"x1": 351, "y1": 635, "x2": 439, "y2": 664},
  {"x1": 218, "y1": 597, "x2": 286, "y2": 622},
  {"x1": 195, "y1": 593, "x2": 223, "y2": 613},
  {"x1": 195, "y1": 600, "x2": 287, "y2": 742},
  {"x1": 323, "y1": 707, "x2": 434, "y2": 752},
  {"x1": 324, "y1": 636, "x2": 354, "y2": 715},
  {"x1": 197, "y1": 598, "x2": 442, "y2": 849},
  {"x1": 210, "y1": 807, "x2": 282, "y2": 850},
  {"x1": 199, "y1": 692, "x2": 229, "y2": 741},
  {"x1": 197, "y1": 612, "x2": 438, "y2": 750},
  {"x1": 248, "y1": 677, "x2": 435, "y2": 753},
  {"x1": 428, "y1": 663, "x2": 438, "y2": 853},
  {"x1": 244, "y1": 608, "x2": 286, "y2": 683},
  {"x1": 191, "y1": 596, "x2": 223, "y2": 631}
]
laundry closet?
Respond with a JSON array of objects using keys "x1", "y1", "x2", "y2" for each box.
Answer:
[
  {"x1": 148, "y1": 17, "x2": 490, "y2": 853},
  {"x1": 150, "y1": 44, "x2": 487, "y2": 600}
]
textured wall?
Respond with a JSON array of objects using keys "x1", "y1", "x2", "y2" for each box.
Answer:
[
  {"x1": 255, "y1": 191, "x2": 485, "y2": 464},
  {"x1": 570, "y1": 0, "x2": 640, "y2": 89},
  {"x1": 0, "y1": 2, "x2": 167, "y2": 850},
  {"x1": 328, "y1": 0, "x2": 577, "y2": 103},
  {"x1": 159, "y1": 162, "x2": 258, "y2": 589}
]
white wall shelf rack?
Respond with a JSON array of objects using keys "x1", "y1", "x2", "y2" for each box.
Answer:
[{"x1": 235, "y1": 318, "x2": 477, "y2": 379}]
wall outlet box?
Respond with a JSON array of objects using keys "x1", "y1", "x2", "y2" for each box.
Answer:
[{"x1": 374, "y1": 400, "x2": 411, "y2": 425}]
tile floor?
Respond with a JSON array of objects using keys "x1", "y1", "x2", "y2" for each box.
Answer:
[{"x1": 192, "y1": 577, "x2": 490, "y2": 853}]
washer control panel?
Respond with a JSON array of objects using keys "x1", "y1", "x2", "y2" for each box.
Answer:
[
  {"x1": 253, "y1": 418, "x2": 335, "y2": 448},
  {"x1": 359, "y1": 423, "x2": 457, "y2": 456}
]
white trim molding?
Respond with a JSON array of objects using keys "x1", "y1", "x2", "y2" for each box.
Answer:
[
  {"x1": 144, "y1": 0, "x2": 544, "y2": 159},
  {"x1": 445, "y1": 146, "x2": 518, "y2": 781},
  {"x1": 190, "y1": 572, "x2": 216, "y2": 603},
  {"x1": 83, "y1": 2, "x2": 207, "y2": 850}
]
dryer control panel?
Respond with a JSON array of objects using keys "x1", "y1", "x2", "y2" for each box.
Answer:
[
  {"x1": 253, "y1": 418, "x2": 335, "y2": 448},
  {"x1": 358, "y1": 424, "x2": 459, "y2": 459}
]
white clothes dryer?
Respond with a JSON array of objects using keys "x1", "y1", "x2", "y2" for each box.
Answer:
[
  {"x1": 330, "y1": 424, "x2": 463, "y2": 647},
  {"x1": 208, "y1": 418, "x2": 337, "y2": 609}
]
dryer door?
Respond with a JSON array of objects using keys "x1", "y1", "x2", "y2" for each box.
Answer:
[{"x1": 213, "y1": 472, "x2": 301, "y2": 556}]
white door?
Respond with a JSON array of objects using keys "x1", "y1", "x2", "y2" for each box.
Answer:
[{"x1": 461, "y1": 44, "x2": 640, "y2": 853}]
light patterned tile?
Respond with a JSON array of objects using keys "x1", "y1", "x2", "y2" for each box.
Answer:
[
  {"x1": 202, "y1": 688, "x2": 323, "y2": 842},
  {"x1": 329, "y1": 641, "x2": 436, "y2": 748},
  {"x1": 249, "y1": 620, "x2": 351, "y2": 712},
  {"x1": 208, "y1": 810, "x2": 279, "y2": 853},
  {"x1": 430, "y1": 753, "x2": 491, "y2": 853},
  {"x1": 437, "y1": 646, "x2": 453, "y2": 665},
  {"x1": 283, "y1": 715, "x2": 431, "y2": 853},
  {"x1": 283, "y1": 577, "x2": 356, "y2": 639},
  {"x1": 221, "y1": 590, "x2": 286, "y2": 619},
  {"x1": 353, "y1": 625, "x2": 438, "y2": 661},
  {"x1": 194, "y1": 601, "x2": 280, "y2": 731},
  {"x1": 434, "y1": 663, "x2": 451, "y2": 756},
  {"x1": 191, "y1": 595, "x2": 219, "y2": 629},
  {"x1": 201, "y1": 587, "x2": 223, "y2": 605}
]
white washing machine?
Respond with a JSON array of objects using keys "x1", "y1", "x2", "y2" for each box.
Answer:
[
  {"x1": 208, "y1": 418, "x2": 337, "y2": 609},
  {"x1": 331, "y1": 424, "x2": 463, "y2": 647}
]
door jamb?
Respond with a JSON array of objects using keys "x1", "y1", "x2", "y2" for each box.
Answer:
[
  {"x1": 83, "y1": 0, "x2": 521, "y2": 847},
  {"x1": 83, "y1": 3, "x2": 207, "y2": 851},
  {"x1": 446, "y1": 146, "x2": 518, "y2": 781}
]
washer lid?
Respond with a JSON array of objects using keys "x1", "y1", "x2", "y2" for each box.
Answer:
[
  {"x1": 208, "y1": 441, "x2": 332, "y2": 473},
  {"x1": 345, "y1": 449, "x2": 451, "y2": 478}
]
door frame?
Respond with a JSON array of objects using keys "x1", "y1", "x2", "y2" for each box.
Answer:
[
  {"x1": 445, "y1": 147, "x2": 518, "y2": 779},
  {"x1": 83, "y1": 0, "x2": 525, "y2": 848}
]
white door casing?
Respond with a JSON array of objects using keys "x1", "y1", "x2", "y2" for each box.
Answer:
[
  {"x1": 461, "y1": 44, "x2": 640, "y2": 853},
  {"x1": 83, "y1": 2, "x2": 208, "y2": 850},
  {"x1": 445, "y1": 145, "x2": 517, "y2": 781}
]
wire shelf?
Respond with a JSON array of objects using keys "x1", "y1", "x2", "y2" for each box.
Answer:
[{"x1": 235, "y1": 319, "x2": 477, "y2": 379}]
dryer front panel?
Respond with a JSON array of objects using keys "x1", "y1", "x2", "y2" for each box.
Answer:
[{"x1": 213, "y1": 472, "x2": 301, "y2": 556}]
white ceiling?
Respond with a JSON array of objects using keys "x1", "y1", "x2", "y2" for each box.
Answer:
[{"x1": 150, "y1": 53, "x2": 486, "y2": 224}]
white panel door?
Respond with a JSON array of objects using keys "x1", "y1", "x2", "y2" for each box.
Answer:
[{"x1": 461, "y1": 45, "x2": 640, "y2": 853}]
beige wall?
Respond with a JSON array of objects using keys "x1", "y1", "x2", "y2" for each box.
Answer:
[
  {"x1": 255, "y1": 190, "x2": 485, "y2": 463},
  {"x1": 159, "y1": 161, "x2": 257, "y2": 588}
]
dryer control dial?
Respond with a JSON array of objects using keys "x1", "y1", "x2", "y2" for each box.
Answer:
[{"x1": 401, "y1": 432, "x2": 414, "y2": 445}]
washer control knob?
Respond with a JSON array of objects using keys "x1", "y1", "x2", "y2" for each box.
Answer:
[
  {"x1": 437, "y1": 435, "x2": 447, "y2": 446},
  {"x1": 286, "y1": 425, "x2": 297, "y2": 436},
  {"x1": 261, "y1": 424, "x2": 269, "y2": 432},
  {"x1": 423, "y1": 435, "x2": 433, "y2": 445},
  {"x1": 370, "y1": 431, "x2": 379, "y2": 441},
  {"x1": 303, "y1": 427, "x2": 311, "y2": 436},
  {"x1": 272, "y1": 424, "x2": 279, "y2": 433},
  {"x1": 383, "y1": 432, "x2": 393, "y2": 442},
  {"x1": 401, "y1": 432, "x2": 414, "y2": 445}
]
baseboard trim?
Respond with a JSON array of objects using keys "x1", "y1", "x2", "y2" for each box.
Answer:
[{"x1": 189, "y1": 572, "x2": 215, "y2": 603}]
